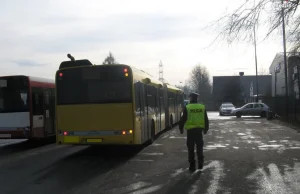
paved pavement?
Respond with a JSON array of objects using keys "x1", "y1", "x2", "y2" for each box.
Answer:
[{"x1": 0, "y1": 112, "x2": 300, "y2": 194}]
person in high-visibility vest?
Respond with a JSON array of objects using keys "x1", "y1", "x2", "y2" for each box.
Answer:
[{"x1": 179, "y1": 92, "x2": 209, "y2": 172}]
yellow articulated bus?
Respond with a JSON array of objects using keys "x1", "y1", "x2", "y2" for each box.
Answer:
[{"x1": 55, "y1": 59, "x2": 184, "y2": 145}]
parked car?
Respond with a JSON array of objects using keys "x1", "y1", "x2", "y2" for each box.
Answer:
[
  {"x1": 231, "y1": 102, "x2": 269, "y2": 118},
  {"x1": 219, "y1": 102, "x2": 235, "y2": 116},
  {"x1": 180, "y1": 100, "x2": 190, "y2": 117},
  {"x1": 184, "y1": 100, "x2": 190, "y2": 106}
]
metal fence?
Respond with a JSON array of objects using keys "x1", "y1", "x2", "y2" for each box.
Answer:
[{"x1": 268, "y1": 96, "x2": 300, "y2": 123}]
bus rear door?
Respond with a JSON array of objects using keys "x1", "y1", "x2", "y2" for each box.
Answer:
[{"x1": 43, "y1": 89, "x2": 55, "y2": 136}]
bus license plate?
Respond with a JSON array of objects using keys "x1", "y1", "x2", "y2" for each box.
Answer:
[
  {"x1": 87, "y1": 139, "x2": 102, "y2": 143},
  {"x1": 64, "y1": 136, "x2": 79, "y2": 143}
]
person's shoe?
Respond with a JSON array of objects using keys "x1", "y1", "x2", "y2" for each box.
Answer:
[
  {"x1": 198, "y1": 161, "x2": 203, "y2": 170},
  {"x1": 189, "y1": 162, "x2": 196, "y2": 172}
]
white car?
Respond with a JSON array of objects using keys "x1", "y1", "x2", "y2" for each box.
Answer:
[
  {"x1": 231, "y1": 103, "x2": 269, "y2": 118},
  {"x1": 219, "y1": 103, "x2": 235, "y2": 116}
]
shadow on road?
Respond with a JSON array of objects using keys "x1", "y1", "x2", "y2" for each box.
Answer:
[
  {"x1": 164, "y1": 171, "x2": 204, "y2": 194},
  {"x1": 0, "y1": 137, "x2": 55, "y2": 157},
  {"x1": 30, "y1": 145, "x2": 144, "y2": 194}
]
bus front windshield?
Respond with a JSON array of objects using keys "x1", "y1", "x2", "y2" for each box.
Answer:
[
  {"x1": 0, "y1": 77, "x2": 29, "y2": 113},
  {"x1": 56, "y1": 66, "x2": 133, "y2": 105}
]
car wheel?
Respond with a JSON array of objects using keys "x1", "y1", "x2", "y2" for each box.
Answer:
[{"x1": 236, "y1": 112, "x2": 242, "y2": 118}]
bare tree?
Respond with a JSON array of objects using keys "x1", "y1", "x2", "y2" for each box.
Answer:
[
  {"x1": 207, "y1": 0, "x2": 300, "y2": 50},
  {"x1": 188, "y1": 64, "x2": 212, "y2": 102},
  {"x1": 176, "y1": 82, "x2": 192, "y2": 98},
  {"x1": 103, "y1": 52, "x2": 118, "y2": 65},
  {"x1": 258, "y1": 66, "x2": 269, "y2": 75}
]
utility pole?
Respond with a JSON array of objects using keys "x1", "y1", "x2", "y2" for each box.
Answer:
[
  {"x1": 252, "y1": 0, "x2": 259, "y2": 102},
  {"x1": 253, "y1": 22, "x2": 259, "y2": 102},
  {"x1": 281, "y1": 0, "x2": 289, "y2": 117}
]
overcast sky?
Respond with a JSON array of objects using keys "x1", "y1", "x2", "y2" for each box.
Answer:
[{"x1": 0, "y1": 0, "x2": 285, "y2": 86}]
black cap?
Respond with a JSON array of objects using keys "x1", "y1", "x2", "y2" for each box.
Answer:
[{"x1": 188, "y1": 92, "x2": 199, "y2": 98}]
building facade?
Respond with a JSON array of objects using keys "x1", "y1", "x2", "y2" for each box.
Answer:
[{"x1": 213, "y1": 75, "x2": 272, "y2": 110}]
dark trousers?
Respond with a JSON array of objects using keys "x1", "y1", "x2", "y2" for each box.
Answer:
[{"x1": 186, "y1": 128, "x2": 204, "y2": 165}]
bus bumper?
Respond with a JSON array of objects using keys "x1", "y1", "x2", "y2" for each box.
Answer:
[
  {"x1": 0, "y1": 130, "x2": 31, "y2": 139},
  {"x1": 57, "y1": 135, "x2": 134, "y2": 145}
]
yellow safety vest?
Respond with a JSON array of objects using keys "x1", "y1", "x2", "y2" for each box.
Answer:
[{"x1": 184, "y1": 104, "x2": 205, "y2": 130}]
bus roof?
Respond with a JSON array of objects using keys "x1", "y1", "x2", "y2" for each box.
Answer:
[
  {"x1": 164, "y1": 83, "x2": 183, "y2": 93},
  {"x1": 56, "y1": 61, "x2": 182, "y2": 91},
  {"x1": 0, "y1": 75, "x2": 55, "y2": 84},
  {"x1": 130, "y1": 66, "x2": 164, "y2": 88}
]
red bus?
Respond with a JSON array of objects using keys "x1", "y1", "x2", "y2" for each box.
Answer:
[{"x1": 0, "y1": 75, "x2": 55, "y2": 139}]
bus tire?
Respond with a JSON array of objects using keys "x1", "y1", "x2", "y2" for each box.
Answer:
[{"x1": 149, "y1": 120, "x2": 155, "y2": 144}]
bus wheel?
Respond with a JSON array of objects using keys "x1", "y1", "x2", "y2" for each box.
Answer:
[{"x1": 149, "y1": 121, "x2": 155, "y2": 144}]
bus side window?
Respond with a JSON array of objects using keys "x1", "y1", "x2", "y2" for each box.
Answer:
[
  {"x1": 160, "y1": 89, "x2": 164, "y2": 114},
  {"x1": 44, "y1": 90, "x2": 50, "y2": 105},
  {"x1": 32, "y1": 87, "x2": 43, "y2": 115},
  {"x1": 134, "y1": 82, "x2": 141, "y2": 116}
]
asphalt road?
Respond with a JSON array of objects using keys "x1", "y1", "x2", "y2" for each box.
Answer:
[{"x1": 0, "y1": 112, "x2": 300, "y2": 194}]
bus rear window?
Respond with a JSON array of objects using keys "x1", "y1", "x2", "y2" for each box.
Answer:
[
  {"x1": 0, "y1": 76, "x2": 29, "y2": 113},
  {"x1": 56, "y1": 66, "x2": 132, "y2": 105}
]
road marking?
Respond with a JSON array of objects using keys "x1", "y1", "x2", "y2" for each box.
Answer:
[
  {"x1": 206, "y1": 144, "x2": 227, "y2": 148},
  {"x1": 206, "y1": 161, "x2": 225, "y2": 194},
  {"x1": 162, "y1": 135, "x2": 169, "y2": 139},
  {"x1": 102, "y1": 181, "x2": 152, "y2": 194},
  {"x1": 150, "y1": 143, "x2": 163, "y2": 146},
  {"x1": 258, "y1": 145, "x2": 283, "y2": 149},
  {"x1": 139, "y1": 152, "x2": 164, "y2": 156},
  {"x1": 170, "y1": 168, "x2": 185, "y2": 178},
  {"x1": 280, "y1": 140, "x2": 289, "y2": 143},
  {"x1": 130, "y1": 184, "x2": 163, "y2": 194},
  {"x1": 169, "y1": 136, "x2": 186, "y2": 139},
  {"x1": 247, "y1": 163, "x2": 300, "y2": 194},
  {"x1": 269, "y1": 140, "x2": 277, "y2": 143},
  {"x1": 130, "y1": 159, "x2": 154, "y2": 162},
  {"x1": 290, "y1": 147, "x2": 300, "y2": 149},
  {"x1": 187, "y1": 161, "x2": 225, "y2": 194}
]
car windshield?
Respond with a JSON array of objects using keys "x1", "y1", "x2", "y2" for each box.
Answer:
[{"x1": 222, "y1": 104, "x2": 234, "y2": 108}]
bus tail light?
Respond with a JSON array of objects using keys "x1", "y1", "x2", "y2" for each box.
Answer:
[
  {"x1": 59, "y1": 72, "x2": 63, "y2": 77},
  {"x1": 121, "y1": 130, "x2": 133, "y2": 135},
  {"x1": 125, "y1": 73, "x2": 129, "y2": 77},
  {"x1": 124, "y1": 68, "x2": 128, "y2": 73},
  {"x1": 63, "y1": 131, "x2": 68, "y2": 136}
]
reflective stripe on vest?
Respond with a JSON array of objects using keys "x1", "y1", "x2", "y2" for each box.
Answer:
[{"x1": 184, "y1": 104, "x2": 205, "y2": 130}]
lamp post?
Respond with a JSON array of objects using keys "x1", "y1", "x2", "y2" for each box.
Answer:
[
  {"x1": 253, "y1": 22, "x2": 259, "y2": 102},
  {"x1": 281, "y1": 0, "x2": 289, "y2": 117},
  {"x1": 237, "y1": 10, "x2": 259, "y2": 102}
]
